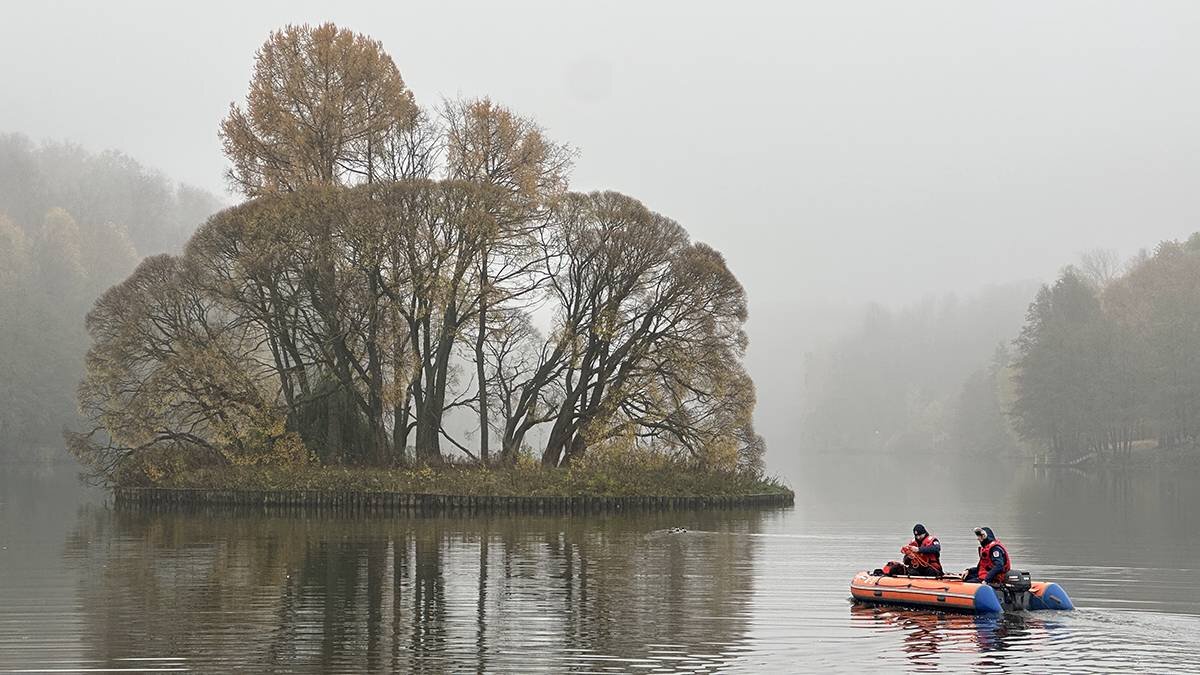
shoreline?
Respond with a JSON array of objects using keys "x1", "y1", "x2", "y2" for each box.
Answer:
[{"x1": 113, "y1": 487, "x2": 794, "y2": 513}]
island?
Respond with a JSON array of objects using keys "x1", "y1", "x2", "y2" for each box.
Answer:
[{"x1": 68, "y1": 22, "x2": 790, "y2": 511}]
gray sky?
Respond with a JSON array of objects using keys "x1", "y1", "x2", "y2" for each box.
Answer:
[{"x1": 5, "y1": 1, "x2": 1200, "y2": 471}]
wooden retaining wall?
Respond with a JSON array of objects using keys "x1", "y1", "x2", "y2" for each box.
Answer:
[{"x1": 113, "y1": 487, "x2": 794, "y2": 514}]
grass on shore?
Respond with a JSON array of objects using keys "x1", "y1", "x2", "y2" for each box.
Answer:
[{"x1": 138, "y1": 457, "x2": 791, "y2": 498}]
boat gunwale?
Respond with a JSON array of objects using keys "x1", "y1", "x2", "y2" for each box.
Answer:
[{"x1": 849, "y1": 583, "x2": 978, "y2": 601}]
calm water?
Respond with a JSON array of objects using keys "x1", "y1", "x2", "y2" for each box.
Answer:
[{"x1": 2, "y1": 456, "x2": 1199, "y2": 673}]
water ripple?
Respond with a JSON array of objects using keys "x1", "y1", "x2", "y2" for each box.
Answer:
[{"x1": 4, "y1": 463, "x2": 1200, "y2": 672}]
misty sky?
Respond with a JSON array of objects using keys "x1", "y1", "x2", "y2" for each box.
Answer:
[{"x1": 5, "y1": 1, "x2": 1200, "y2": 469}]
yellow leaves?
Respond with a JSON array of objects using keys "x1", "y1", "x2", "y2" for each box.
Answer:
[
  {"x1": 141, "y1": 462, "x2": 168, "y2": 484},
  {"x1": 442, "y1": 97, "x2": 573, "y2": 205},
  {"x1": 34, "y1": 207, "x2": 87, "y2": 284},
  {"x1": 227, "y1": 428, "x2": 308, "y2": 467},
  {"x1": 696, "y1": 435, "x2": 739, "y2": 473},
  {"x1": 591, "y1": 308, "x2": 618, "y2": 341},
  {"x1": 0, "y1": 213, "x2": 29, "y2": 277},
  {"x1": 222, "y1": 23, "x2": 417, "y2": 196},
  {"x1": 514, "y1": 452, "x2": 540, "y2": 472}
]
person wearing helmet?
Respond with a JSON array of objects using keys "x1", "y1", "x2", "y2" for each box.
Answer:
[
  {"x1": 964, "y1": 526, "x2": 1010, "y2": 585},
  {"x1": 900, "y1": 523, "x2": 943, "y2": 576}
]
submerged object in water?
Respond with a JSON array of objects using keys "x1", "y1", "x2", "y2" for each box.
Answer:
[
  {"x1": 850, "y1": 570, "x2": 1074, "y2": 613},
  {"x1": 644, "y1": 527, "x2": 690, "y2": 539}
]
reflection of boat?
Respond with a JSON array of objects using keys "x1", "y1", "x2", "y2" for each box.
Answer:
[
  {"x1": 850, "y1": 571, "x2": 1074, "y2": 613},
  {"x1": 849, "y1": 603, "x2": 1051, "y2": 656}
]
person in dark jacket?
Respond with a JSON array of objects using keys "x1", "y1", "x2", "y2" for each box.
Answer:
[
  {"x1": 901, "y1": 523, "x2": 943, "y2": 576},
  {"x1": 964, "y1": 526, "x2": 1010, "y2": 585}
]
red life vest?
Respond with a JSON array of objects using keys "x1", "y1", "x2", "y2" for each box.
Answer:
[
  {"x1": 906, "y1": 533, "x2": 942, "y2": 572},
  {"x1": 977, "y1": 539, "x2": 1011, "y2": 582}
]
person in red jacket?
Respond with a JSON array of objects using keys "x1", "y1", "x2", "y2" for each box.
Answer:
[
  {"x1": 964, "y1": 526, "x2": 1010, "y2": 585},
  {"x1": 900, "y1": 523, "x2": 943, "y2": 576}
]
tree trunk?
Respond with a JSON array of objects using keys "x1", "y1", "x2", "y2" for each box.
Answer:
[
  {"x1": 414, "y1": 328, "x2": 455, "y2": 465},
  {"x1": 393, "y1": 401, "x2": 410, "y2": 465},
  {"x1": 413, "y1": 386, "x2": 442, "y2": 465},
  {"x1": 560, "y1": 433, "x2": 587, "y2": 467},
  {"x1": 367, "y1": 274, "x2": 388, "y2": 465},
  {"x1": 476, "y1": 251, "x2": 490, "y2": 464},
  {"x1": 501, "y1": 417, "x2": 526, "y2": 466},
  {"x1": 392, "y1": 330, "x2": 411, "y2": 465},
  {"x1": 542, "y1": 408, "x2": 575, "y2": 467}
]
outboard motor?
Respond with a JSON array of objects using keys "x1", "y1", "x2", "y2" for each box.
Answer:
[
  {"x1": 999, "y1": 570, "x2": 1033, "y2": 610},
  {"x1": 1005, "y1": 570, "x2": 1032, "y2": 592}
]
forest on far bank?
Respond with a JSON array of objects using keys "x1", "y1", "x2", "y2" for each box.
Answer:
[
  {"x1": 1013, "y1": 238, "x2": 1200, "y2": 462},
  {"x1": 800, "y1": 281, "x2": 1036, "y2": 458},
  {"x1": 803, "y1": 241, "x2": 1200, "y2": 466},
  {"x1": 0, "y1": 134, "x2": 221, "y2": 452}
]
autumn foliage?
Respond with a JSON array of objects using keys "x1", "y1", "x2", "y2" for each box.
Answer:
[
  {"x1": 69, "y1": 23, "x2": 764, "y2": 483},
  {"x1": 1011, "y1": 236, "x2": 1200, "y2": 462}
]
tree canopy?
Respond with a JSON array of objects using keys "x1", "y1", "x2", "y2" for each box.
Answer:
[
  {"x1": 219, "y1": 23, "x2": 418, "y2": 194},
  {"x1": 70, "y1": 23, "x2": 763, "y2": 483},
  {"x1": 1012, "y1": 237, "x2": 1200, "y2": 460}
]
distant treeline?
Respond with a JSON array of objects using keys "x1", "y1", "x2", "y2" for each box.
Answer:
[
  {"x1": 1012, "y1": 238, "x2": 1200, "y2": 461},
  {"x1": 0, "y1": 134, "x2": 221, "y2": 451},
  {"x1": 801, "y1": 283, "x2": 1036, "y2": 456},
  {"x1": 804, "y1": 236, "x2": 1200, "y2": 464},
  {"x1": 70, "y1": 23, "x2": 763, "y2": 483}
]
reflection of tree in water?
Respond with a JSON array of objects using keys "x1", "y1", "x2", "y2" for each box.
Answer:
[
  {"x1": 1009, "y1": 468, "x2": 1200, "y2": 614},
  {"x1": 410, "y1": 529, "x2": 445, "y2": 668},
  {"x1": 1015, "y1": 469, "x2": 1200, "y2": 574},
  {"x1": 1017, "y1": 469, "x2": 1200, "y2": 545},
  {"x1": 65, "y1": 505, "x2": 769, "y2": 671}
]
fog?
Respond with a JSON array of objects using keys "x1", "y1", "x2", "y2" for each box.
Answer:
[{"x1": 5, "y1": 1, "x2": 1200, "y2": 476}]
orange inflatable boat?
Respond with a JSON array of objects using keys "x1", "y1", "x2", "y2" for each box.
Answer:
[{"x1": 850, "y1": 571, "x2": 1074, "y2": 613}]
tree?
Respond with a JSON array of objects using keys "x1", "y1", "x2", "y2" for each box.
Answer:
[
  {"x1": 190, "y1": 180, "x2": 498, "y2": 466},
  {"x1": 533, "y1": 192, "x2": 754, "y2": 468},
  {"x1": 952, "y1": 360, "x2": 1019, "y2": 456},
  {"x1": 1078, "y1": 248, "x2": 1121, "y2": 290},
  {"x1": 219, "y1": 22, "x2": 417, "y2": 195},
  {"x1": 70, "y1": 255, "x2": 298, "y2": 483},
  {"x1": 1, "y1": 134, "x2": 221, "y2": 256},
  {"x1": 377, "y1": 180, "x2": 496, "y2": 464},
  {"x1": 219, "y1": 22, "x2": 419, "y2": 462},
  {"x1": 1009, "y1": 238, "x2": 1200, "y2": 462},
  {"x1": 32, "y1": 208, "x2": 88, "y2": 303},
  {"x1": 188, "y1": 192, "x2": 335, "y2": 459},
  {"x1": 0, "y1": 214, "x2": 39, "y2": 445},
  {"x1": 1104, "y1": 240, "x2": 1200, "y2": 449},
  {"x1": 72, "y1": 23, "x2": 767, "y2": 480},
  {"x1": 1011, "y1": 269, "x2": 1108, "y2": 460},
  {"x1": 442, "y1": 97, "x2": 573, "y2": 462}
]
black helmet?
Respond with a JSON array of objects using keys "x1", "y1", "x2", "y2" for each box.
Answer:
[{"x1": 913, "y1": 523, "x2": 927, "y2": 537}]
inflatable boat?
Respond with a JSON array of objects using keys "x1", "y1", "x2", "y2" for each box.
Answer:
[{"x1": 850, "y1": 570, "x2": 1074, "y2": 613}]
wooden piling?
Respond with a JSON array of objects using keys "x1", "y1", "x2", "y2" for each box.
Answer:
[{"x1": 112, "y1": 486, "x2": 794, "y2": 514}]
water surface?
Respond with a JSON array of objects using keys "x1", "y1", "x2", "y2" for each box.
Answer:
[{"x1": 1, "y1": 456, "x2": 1198, "y2": 672}]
